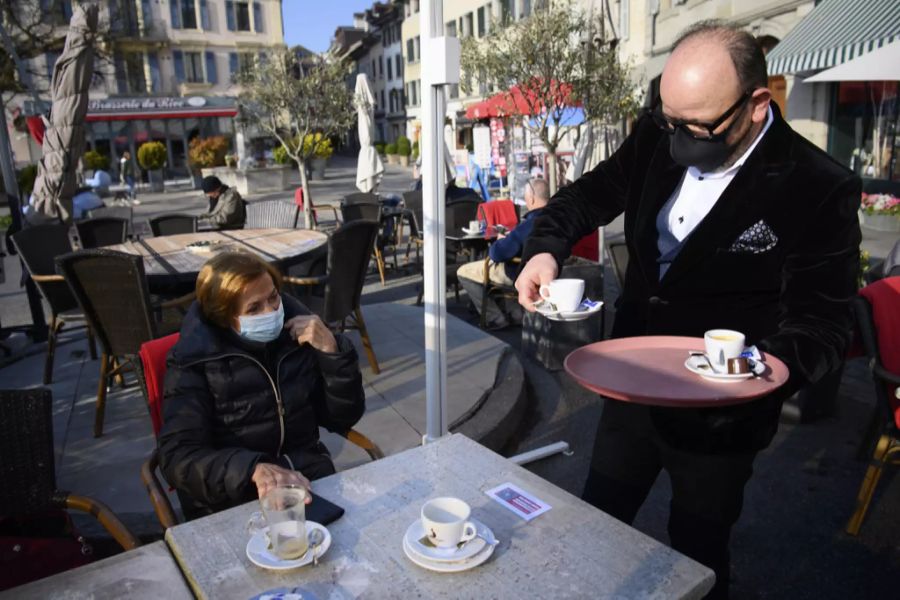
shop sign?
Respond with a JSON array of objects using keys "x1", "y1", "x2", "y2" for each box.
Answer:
[{"x1": 87, "y1": 96, "x2": 208, "y2": 113}]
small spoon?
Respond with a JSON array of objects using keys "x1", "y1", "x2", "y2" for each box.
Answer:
[{"x1": 307, "y1": 528, "x2": 324, "y2": 566}]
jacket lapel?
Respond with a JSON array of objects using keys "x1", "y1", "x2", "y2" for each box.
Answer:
[
  {"x1": 659, "y1": 107, "x2": 797, "y2": 287},
  {"x1": 632, "y1": 138, "x2": 685, "y2": 289}
]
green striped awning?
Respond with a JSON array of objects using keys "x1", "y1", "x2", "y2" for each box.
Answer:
[{"x1": 766, "y1": 0, "x2": 900, "y2": 75}]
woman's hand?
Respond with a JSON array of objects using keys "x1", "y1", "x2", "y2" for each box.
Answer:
[
  {"x1": 251, "y1": 462, "x2": 313, "y2": 501},
  {"x1": 284, "y1": 315, "x2": 338, "y2": 353}
]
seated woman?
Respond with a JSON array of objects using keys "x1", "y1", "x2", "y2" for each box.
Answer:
[{"x1": 158, "y1": 252, "x2": 365, "y2": 519}]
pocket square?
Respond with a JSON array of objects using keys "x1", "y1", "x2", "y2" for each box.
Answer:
[{"x1": 728, "y1": 220, "x2": 778, "y2": 254}]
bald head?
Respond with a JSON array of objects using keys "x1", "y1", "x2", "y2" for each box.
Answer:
[{"x1": 525, "y1": 178, "x2": 550, "y2": 211}]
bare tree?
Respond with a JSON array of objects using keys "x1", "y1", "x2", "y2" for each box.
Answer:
[
  {"x1": 236, "y1": 46, "x2": 355, "y2": 229},
  {"x1": 461, "y1": 0, "x2": 639, "y2": 193}
]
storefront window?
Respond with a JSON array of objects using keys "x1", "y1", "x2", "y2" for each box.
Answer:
[{"x1": 831, "y1": 81, "x2": 898, "y2": 181}]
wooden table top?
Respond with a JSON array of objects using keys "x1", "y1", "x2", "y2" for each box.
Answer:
[
  {"x1": 565, "y1": 336, "x2": 790, "y2": 407},
  {"x1": 106, "y1": 228, "x2": 327, "y2": 282},
  {"x1": 165, "y1": 434, "x2": 714, "y2": 600},
  {"x1": 1, "y1": 541, "x2": 193, "y2": 600}
]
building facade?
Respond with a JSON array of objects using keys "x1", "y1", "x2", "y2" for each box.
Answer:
[{"x1": 12, "y1": 0, "x2": 284, "y2": 177}]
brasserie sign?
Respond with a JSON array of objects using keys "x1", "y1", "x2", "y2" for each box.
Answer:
[{"x1": 88, "y1": 96, "x2": 208, "y2": 112}]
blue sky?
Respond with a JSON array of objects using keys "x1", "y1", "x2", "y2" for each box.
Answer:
[{"x1": 281, "y1": 1, "x2": 378, "y2": 53}]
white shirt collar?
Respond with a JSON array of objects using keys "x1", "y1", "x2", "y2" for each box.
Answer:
[{"x1": 688, "y1": 105, "x2": 774, "y2": 180}]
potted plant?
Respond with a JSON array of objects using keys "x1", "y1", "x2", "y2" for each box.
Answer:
[
  {"x1": 82, "y1": 150, "x2": 109, "y2": 180},
  {"x1": 374, "y1": 141, "x2": 385, "y2": 156},
  {"x1": 224, "y1": 153, "x2": 238, "y2": 168},
  {"x1": 304, "y1": 133, "x2": 333, "y2": 180},
  {"x1": 384, "y1": 142, "x2": 398, "y2": 165},
  {"x1": 137, "y1": 141, "x2": 167, "y2": 192},
  {"x1": 396, "y1": 136, "x2": 412, "y2": 167},
  {"x1": 188, "y1": 136, "x2": 229, "y2": 188},
  {"x1": 859, "y1": 192, "x2": 900, "y2": 232}
]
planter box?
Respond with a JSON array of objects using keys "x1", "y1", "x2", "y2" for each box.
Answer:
[
  {"x1": 386, "y1": 154, "x2": 398, "y2": 165},
  {"x1": 399, "y1": 155, "x2": 410, "y2": 167},
  {"x1": 148, "y1": 169, "x2": 165, "y2": 193},
  {"x1": 859, "y1": 210, "x2": 900, "y2": 233},
  {"x1": 201, "y1": 165, "x2": 299, "y2": 196},
  {"x1": 311, "y1": 157, "x2": 328, "y2": 180}
]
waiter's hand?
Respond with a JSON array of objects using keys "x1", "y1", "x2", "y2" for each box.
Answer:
[{"x1": 516, "y1": 253, "x2": 558, "y2": 311}]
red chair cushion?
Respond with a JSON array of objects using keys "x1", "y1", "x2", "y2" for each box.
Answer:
[
  {"x1": 139, "y1": 333, "x2": 180, "y2": 437},
  {"x1": 859, "y1": 276, "x2": 900, "y2": 429},
  {"x1": 294, "y1": 188, "x2": 318, "y2": 225},
  {"x1": 571, "y1": 229, "x2": 599, "y2": 262},
  {"x1": 477, "y1": 200, "x2": 518, "y2": 231}
]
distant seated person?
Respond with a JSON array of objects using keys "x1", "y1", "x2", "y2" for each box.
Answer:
[
  {"x1": 457, "y1": 178, "x2": 550, "y2": 329},
  {"x1": 158, "y1": 252, "x2": 366, "y2": 519},
  {"x1": 200, "y1": 175, "x2": 246, "y2": 230},
  {"x1": 84, "y1": 168, "x2": 112, "y2": 197}
]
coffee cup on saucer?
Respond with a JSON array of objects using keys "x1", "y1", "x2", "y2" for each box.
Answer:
[
  {"x1": 468, "y1": 220, "x2": 481, "y2": 233},
  {"x1": 421, "y1": 497, "x2": 477, "y2": 549},
  {"x1": 704, "y1": 329, "x2": 746, "y2": 374},
  {"x1": 538, "y1": 278, "x2": 585, "y2": 313}
]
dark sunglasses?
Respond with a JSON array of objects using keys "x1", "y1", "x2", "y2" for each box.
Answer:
[{"x1": 649, "y1": 91, "x2": 752, "y2": 140}]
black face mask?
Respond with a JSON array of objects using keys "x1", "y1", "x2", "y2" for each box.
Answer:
[{"x1": 669, "y1": 123, "x2": 742, "y2": 173}]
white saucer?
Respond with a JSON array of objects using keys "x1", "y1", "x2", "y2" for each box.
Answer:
[
  {"x1": 246, "y1": 521, "x2": 331, "y2": 571},
  {"x1": 534, "y1": 299, "x2": 604, "y2": 322},
  {"x1": 461, "y1": 227, "x2": 483, "y2": 236},
  {"x1": 684, "y1": 354, "x2": 764, "y2": 382},
  {"x1": 402, "y1": 519, "x2": 495, "y2": 573},
  {"x1": 403, "y1": 519, "x2": 487, "y2": 562}
]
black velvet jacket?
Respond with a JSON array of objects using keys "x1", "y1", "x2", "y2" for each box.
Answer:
[
  {"x1": 523, "y1": 106, "x2": 861, "y2": 452},
  {"x1": 158, "y1": 294, "x2": 365, "y2": 517}
]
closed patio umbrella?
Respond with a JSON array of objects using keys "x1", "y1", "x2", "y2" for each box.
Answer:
[
  {"x1": 566, "y1": 124, "x2": 604, "y2": 267},
  {"x1": 355, "y1": 73, "x2": 384, "y2": 193},
  {"x1": 29, "y1": 3, "x2": 98, "y2": 223}
]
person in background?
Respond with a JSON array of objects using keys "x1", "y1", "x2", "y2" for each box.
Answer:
[
  {"x1": 85, "y1": 168, "x2": 112, "y2": 197},
  {"x1": 159, "y1": 252, "x2": 366, "y2": 518},
  {"x1": 457, "y1": 178, "x2": 550, "y2": 329},
  {"x1": 200, "y1": 176, "x2": 246, "y2": 230},
  {"x1": 119, "y1": 150, "x2": 136, "y2": 200}
]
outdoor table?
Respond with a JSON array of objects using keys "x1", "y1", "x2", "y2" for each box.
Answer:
[
  {"x1": 1, "y1": 541, "x2": 193, "y2": 600},
  {"x1": 565, "y1": 336, "x2": 790, "y2": 407},
  {"x1": 104, "y1": 228, "x2": 328, "y2": 287},
  {"x1": 164, "y1": 433, "x2": 714, "y2": 599}
]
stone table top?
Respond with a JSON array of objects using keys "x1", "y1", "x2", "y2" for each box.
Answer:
[{"x1": 165, "y1": 434, "x2": 714, "y2": 599}]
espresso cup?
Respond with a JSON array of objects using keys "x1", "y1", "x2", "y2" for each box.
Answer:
[
  {"x1": 538, "y1": 278, "x2": 585, "y2": 313},
  {"x1": 421, "y1": 497, "x2": 477, "y2": 549},
  {"x1": 468, "y1": 220, "x2": 481, "y2": 232},
  {"x1": 704, "y1": 329, "x2": 746, "y2": 374}
]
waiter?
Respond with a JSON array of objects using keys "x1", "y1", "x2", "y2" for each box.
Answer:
[{"x1": 516, "y1": 21, "x2": 860, "y2": 599}]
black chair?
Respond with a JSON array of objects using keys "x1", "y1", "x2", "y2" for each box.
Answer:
[
  {"x1": 286, "y1": 220, "x2": 381, "y2": 374},
  {"x1": 245, "y1": 199, "x2": 299, "y2": 229},
  {"x1": 342, "y1": 192, "x2": 379, "y2": 207},
  {"x1": 149, "y1": 213, "x2": 198, "y2": 237},
  {"x1": 75, "y1": 217, "x2": 128, "y2": 249},
  {"x1": 0, "y1": 388, "x2": 140, "y2": 550},
  {"x1": 56, "y1": 249, "x2": 189, "y2": 437},
  {"x1": 340, "y1": 202, "x2": 390, "y2": 286},
  {"x1": 401, "y1": 190, "x2": 424, "y2": 262},
  {"x1": 846, "y1": 294, "x2": 900, "y2": 535},
  {"x1": 86, "y1": 205, "x2": 134, "y2": 238},
  {"x1": 11, "y1": 224, "x2": 97, "y2": 384},
  {"x1": 607, "y1": 241, "x2": 630, "y2": 291}
]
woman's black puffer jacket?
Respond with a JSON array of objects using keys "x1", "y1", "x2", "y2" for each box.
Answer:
[{"x1": 158, "y1": 294, "x2": 365, "y2": 518}]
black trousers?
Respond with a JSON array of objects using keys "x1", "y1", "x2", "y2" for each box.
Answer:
[{"x1": 582, "y1": 400, "x2": 759, "y2": 600}]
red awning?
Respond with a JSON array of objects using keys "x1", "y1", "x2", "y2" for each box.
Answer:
[
  {"x1": 85, "y1": 109, "x2": 238, "y2": 122},
  {"x1": 464, "y1": 81, "x2": 578, "y2": 121}
]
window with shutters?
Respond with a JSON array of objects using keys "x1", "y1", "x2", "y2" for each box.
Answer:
[
  {"x1": 406, "y1": 39, "x2": 414, "y2": 63},
  {"x1": 395, "y1": 55, "x2": 402, "y2": 78},
  {"x1": 387, "y1": 58, "x2": 392, "y2": 81},
  {"x1": 184, "y1": 51, "x2": 204, "y2": 83},
  {"x1": 124, "y1": 52, "x2": 147, "y2": 93},
  {"x1": 235, "y1": 1, "x2": 251, "y2": 31},
  {"x1": 237, "y1": 53, "x2": 256, "y2": 72},
  {"x1": 181, "y1": 0, "x2": 198, "y2": 29}
]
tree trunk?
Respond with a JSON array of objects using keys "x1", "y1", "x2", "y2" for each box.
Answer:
[
  {"x1": 298, "y1": 160, "x2": 313, "y2": 229},
  {"x1": 546, "y1": 151, "x2": 559, "y2": 195}
]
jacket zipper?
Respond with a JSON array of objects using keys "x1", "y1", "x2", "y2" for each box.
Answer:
[{"x1": 185, "y1": 346, "x2": 300, "y2": 458}]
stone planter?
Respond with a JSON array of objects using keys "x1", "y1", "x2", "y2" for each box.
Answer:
[
  {"x1": 191, "y1": 173, "x2": 203, "y2": 189},
  {"x1": 859, "y1": 210, "x2": 900, "y2": 232},
  {"x1": 386, "y1": 154, "x2": 398, "y2": 165},
  {"x1": 148, "y1": 169, "x2": 165, "y2": 193},
  {"x1": 200, "y1": 165, "x2": 299, "y2": 196},
  {"x1": 311, "y1": 157, "x2": 328, "y2": 180},
  {"x1": 399, "y1": 155, "x2": 410, "y2": 167}
]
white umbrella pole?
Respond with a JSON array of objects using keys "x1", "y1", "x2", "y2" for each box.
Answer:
[{"x1": 422, "y1": 0, "x2": 449, "y2": 444}]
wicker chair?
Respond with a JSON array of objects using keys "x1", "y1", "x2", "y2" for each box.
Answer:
[
  {"x1": 0, "y1": 388, "x2": 140, "y2": 549},
  {"x1": 340, "y1": 202, "x2": 391, "y2": 286},
  {"x1": 149, "y1": 214, "x2": 198, "y2": 237},
  {"x1": 75, "y1": 217, "x2": 128, "y2": 249},
  {"x1": 342, "y1": 192, "x2": 379, "y2": 206},
  {"x1": 479, "y1": 256, "x2": 521, "y2": 329},
  {"x1": 286, "y1": 220, "x2": 381, "y2": 374},
  {"x1": 135, "y1": 333, "x2": 384, "y2": 530},
  {"x1": 245, "y1": 199, "x2": 299, "y2": 229},
  {"x1": 11, "y1": 224, "x2": 98, "y2": 384},
  {"x1": 86, "y1": 205, "x2": 134, "y2": 238},
  {"x1": 55, "y1": 249, "x2": 191, "y2": 438}
]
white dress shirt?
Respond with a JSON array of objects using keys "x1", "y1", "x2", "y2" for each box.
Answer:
[{"x1": 656, "y1": 106, "x2": 774, "y2": 279}]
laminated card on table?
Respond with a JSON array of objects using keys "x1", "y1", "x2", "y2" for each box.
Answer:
[{"x1": 485, "y1": 483, "x2": 551, "y2": 521}]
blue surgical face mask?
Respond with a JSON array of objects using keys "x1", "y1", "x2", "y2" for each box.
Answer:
[{"x1": 238, "y1": 300, "x2": 284, "y2": 343}]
